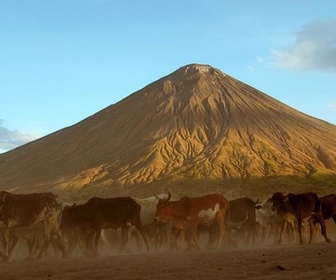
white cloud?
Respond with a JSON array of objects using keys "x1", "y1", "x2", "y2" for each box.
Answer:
[
  {"x1": 0, "y1": 120, "x2": 39, "y2": 153},
  {"x1": 271, "y1": 18, "x2": 336, "y2": 72},
  {"x1": 256, "y1": 56, "x2": 265, "y2": 64},
  {"x1": 329, "y1": 103, "x2": 336, "y2": 111}
]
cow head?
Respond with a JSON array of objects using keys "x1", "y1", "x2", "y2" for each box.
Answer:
[
  {"x1": 271, "y1": 192, "x2": 288, "y2": 213},
  {"x1": 255, "y1": 198, "x2": 276, "y2": 217},
  {"x1": 155, "y1": 192, "x2": 172, "y2": 223},
  {"x1": 255, "y1": 198, "x2": 262, "y2": 210}
]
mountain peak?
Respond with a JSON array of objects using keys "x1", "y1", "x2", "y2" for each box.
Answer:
[
  {"x1": 181, "y1": 63, "x2": 213, "y2": 72},
  {"x1": 174, "y1": 63, "x2": 223, "y2": 78}
]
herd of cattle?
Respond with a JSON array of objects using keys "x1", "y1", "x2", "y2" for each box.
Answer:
[{"x1": 0, "y1": 190, "x2": 335, "y2": 261}]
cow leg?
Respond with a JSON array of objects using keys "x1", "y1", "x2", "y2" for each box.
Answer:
[
  {"x1": 308, "y1": 218, "x2": 318, "y2": 243},
  {"x1": 332, "y1": 215, "x2": 336, "y2": 225},
  {"x1": 2, "y1": 229, "x2": 10, "y2": 261},
  {"x1": 36, "y1": 235, "x2": 50, "y2": 259},
  {"x1": 56, "y1": 233, "x2": 66, "y2": 258},
  {"x1": 63, "y1": 229, "x2": 78, "y2": 258},
  {"x1": 275, "y1": 221, "x2": 283, "y2": 245},
  {"x1": 313, "y1": 214, "x2": 331, "y2": 243},
  {"x1": 2, "y1": 229, "x2": 17, "y2": 261},
  {"x1": 297, "y1": 218, "x2": 304, "y2": 244},
  {"x1": 137, "y1": 228, "x2": 150, "y2": 253},
  {"x1": 160, "y1": 225, "x2": 169, "y2": 249},
  {"x1": 83, "y1": 229, "x2": 99, "y2": 257},
  {"x1": 79, "y1": 229, "x2": 92, "y2": 256},
  {"x1": 169, "y1": 228, "x2": 177, "y2": 251},
  {"x1": 217, "y1": 223, "x2": 226, "y2": 248},
  {"x1": 183, "y1": 229, "x2": 192, "y2": 251},
  {"x1": 181, "y1": 229, "x2": 190, "y2": 251},
  {"x1": 130, "y1": 229, "x2": 142, "y2": 251},
  {"x1": 35, "y1": 222, "x2": 57, "y2": 260},
  {"x1": 26, "y1": 237, "x2": 36, "y2": 259},
  {"x1": 133, "y1": 223, "x2": 150, "y2": 253},
  {"x1": 191, "y1": 226, "x2": 202, "y2": 250},
  {"x1": 276, "y1": 220, "x2": 286, "y2": 245},
  {"x1": 286, "y1": 221, "x2": 296, "y2": 244},
  {"x1": 170, "y1": 227, "x2": 183, "y2": 251},
  {"x1": 214, "y1": 211, "x2": 227, "y2": 249},
  {"x1": 53, "y1": 230, "x2": 66, "y2": 258},
  {"x1": 3, "y1": 236, "x2": 18, "y2": 261},
  {"x1": 207, "y1": 225, "x2": 219, "y2": 249},
  {"x1": 92, "y1": 229, "x2": 101, "y2": 256},
  {"x1": 261, "y1": 227, "x2": 267, "y2": 243},
  {"x1": 6, "y1": 233, "x2": 19, "y2": 261},
  {"x1": 119, "y1": 225, "x2": 130, "y2": 252}
]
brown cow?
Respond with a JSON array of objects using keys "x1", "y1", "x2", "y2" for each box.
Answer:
[
  {"x1": 228, "y1": 197, "x2": 258, "y2": 246},
  {"x1": 60, "y1": 207, "x2": 95, "y2": 257},
  {"x1": 60, "y1": 197, "x2": 149, "y2": 257},
  {"x1": 0, "y1": 191, "x2": 64, "y2": 261},
  {"x1": 155, "y1": 193, "x2": 229, "y2": 250},
  {"x1": 310, "y1": 194, "x2": 336, "y2": 240},
  {"x1": 271, "y1": 192, "x2": 331, "y2": 244},
  {"x1": 320, "y1": 194, "x2": 336, "y2": 223}
]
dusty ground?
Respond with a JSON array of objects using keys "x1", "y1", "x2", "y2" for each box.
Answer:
[
  {"x1": 2, "y1": 221, "x2": 336, "y2": 280},
  {"x1": 1, "y1": 242, "x2": 336, "y2": 280}
]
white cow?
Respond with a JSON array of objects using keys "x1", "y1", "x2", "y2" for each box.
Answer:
[
  {"x1": 131, "y1": 194, "x2": 170, "y2": 250},
  {"x1": 0, "y1": 191, "x2": 65, "y2": 261},
  {"x1": 255, "y1": 198, "x2": 297, "y2": 245}
]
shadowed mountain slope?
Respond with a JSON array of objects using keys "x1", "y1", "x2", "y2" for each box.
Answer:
[{"x1": 1, "y1": 64, "x2": 336, "y2": 200}]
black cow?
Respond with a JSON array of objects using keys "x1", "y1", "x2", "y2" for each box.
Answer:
[
  {"x1": 271, "y1": 192, "x2": 331, "y2": 244},
  {"x1": 60, "y1": 197, "x2": 149, "y2": 257}
]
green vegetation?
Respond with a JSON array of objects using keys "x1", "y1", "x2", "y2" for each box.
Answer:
[{"x1": 126, "y1": 174, "x2": 336, "y2": 200}]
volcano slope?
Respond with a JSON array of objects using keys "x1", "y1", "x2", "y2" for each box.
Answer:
[{"x1": 1, "y1": 64, "x2": 336, "y2": 201}]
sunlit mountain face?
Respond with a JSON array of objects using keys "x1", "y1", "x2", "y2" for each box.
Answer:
[{"x1": 1, "y1": 64, "x2": 336, "y2": 201}]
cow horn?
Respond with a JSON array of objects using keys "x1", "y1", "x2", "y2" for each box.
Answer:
[
  {"x1": 165, "y1": 192, "x2": 171, "y2": 202},
  {"x1": 153, "y1": 193, "x2": 160, "y2": 200}
]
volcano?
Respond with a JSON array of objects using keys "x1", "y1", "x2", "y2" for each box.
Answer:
[{"x1": 1, "y1": 64, "x2": 336, "y2": 200}]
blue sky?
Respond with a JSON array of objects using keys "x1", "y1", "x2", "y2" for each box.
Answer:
[{"x1": 1, "y1": 0, "x2": 336, "y2": 153}]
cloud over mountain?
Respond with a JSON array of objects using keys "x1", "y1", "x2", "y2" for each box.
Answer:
[
  {"x1": 272, "y1": 18, "x2": 336, "y2": 72},
  {"x1": 0, "y1": 120, "x2": 38, "y2": 153}
]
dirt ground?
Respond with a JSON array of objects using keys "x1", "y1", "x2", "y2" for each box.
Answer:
[
  {"x1": 1, "y1": 242, "x2": 336, "y2": 280},
  {"x1": 2, "y1": 221, "x2": 336, "y2": 280}
]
